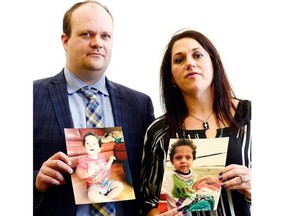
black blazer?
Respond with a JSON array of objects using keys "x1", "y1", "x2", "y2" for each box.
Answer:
[{"x1": 33, "y1": 70, "x2": 155, "y2": 216}]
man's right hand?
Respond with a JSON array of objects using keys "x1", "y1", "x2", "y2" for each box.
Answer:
[{"x1": 35, "y1": 152, "x2": 73, "y2": 192}]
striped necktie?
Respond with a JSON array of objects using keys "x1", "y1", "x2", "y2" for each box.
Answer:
[{"x1": 79, "y1": 86, "x2": 116, "y2": 216}]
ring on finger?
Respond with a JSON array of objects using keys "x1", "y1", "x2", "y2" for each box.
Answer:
[{"x1": 240, "y1": 175, "x2": 248, "y2": 184}]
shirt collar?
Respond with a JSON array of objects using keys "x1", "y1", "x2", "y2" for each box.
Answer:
[{"x1": 64, "y1": 67, "x2": 109, "y2": 96}]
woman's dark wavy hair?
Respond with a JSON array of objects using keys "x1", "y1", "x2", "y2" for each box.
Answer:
[{"x1": 160, "y1": 29, "x2": 239, "y2": 137}]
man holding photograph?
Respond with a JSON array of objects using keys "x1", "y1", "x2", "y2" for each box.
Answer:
[{"x1": 33, "y1": 1, "x2": 154, "y2": 215}]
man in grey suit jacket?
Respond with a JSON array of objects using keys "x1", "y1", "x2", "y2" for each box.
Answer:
[{"x1": 33, "y1": 1, "x2": 155, "y2": 215}]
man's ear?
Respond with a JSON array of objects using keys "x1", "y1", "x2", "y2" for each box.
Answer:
[{"x1": 61, "y1": 33, "x2": 69, "y2": 50}]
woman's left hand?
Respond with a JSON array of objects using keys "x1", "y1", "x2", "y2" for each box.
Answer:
[{"x1": 218, "y1": 164, "x2": 251, "y2": 199}]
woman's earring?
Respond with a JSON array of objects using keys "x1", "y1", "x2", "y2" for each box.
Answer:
[{"x1": 172, "y1": 80, "x2": 176, "y2": 88}]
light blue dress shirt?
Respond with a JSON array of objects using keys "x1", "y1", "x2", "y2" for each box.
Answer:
[{"x1": 64, "y1": 68, "x2": 115, "y2": 128}]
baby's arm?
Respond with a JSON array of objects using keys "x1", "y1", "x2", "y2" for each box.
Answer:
[
  {"x1": 106, "y1": 156, "x2": 116, "y2": 169},
  {"x1": 76, "y1": 162, "x2": 97, "y2": 179},
  {"x1": 76, "y1": 165, "x2": 89, "y2": 179}
]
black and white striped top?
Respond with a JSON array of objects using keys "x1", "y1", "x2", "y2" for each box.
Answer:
[{"x1": 140, "y1": 100, "x2": 251, "y2": 216}]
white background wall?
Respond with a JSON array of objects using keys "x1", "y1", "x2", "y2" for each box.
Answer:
[{"x1": 1, "y1": 0, "x2": 287, "y2": 215}]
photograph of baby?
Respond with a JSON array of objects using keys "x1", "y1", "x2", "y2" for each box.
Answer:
[
  {"x1": 158, "y1": 137, "x2": 229, "y2": 214},
  {"x1": 65, "y1": 127, "x2": 135, "y2": 204}
]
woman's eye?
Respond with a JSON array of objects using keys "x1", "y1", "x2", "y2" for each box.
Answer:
[
  {"x1": 174, "y1": 57, "x2": 184, "y2": 64},
  {"x1": 194, "y1": 52, "x2": 204, "y2": 59}
]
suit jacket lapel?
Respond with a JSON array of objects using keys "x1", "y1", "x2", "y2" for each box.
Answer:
[
  {"x1": 48, "y1": 71, "x2": 74, "y2": 135},
  {"x1": 106, "y1": 78, "x2": 129, "y2": 130},
  {"x1": 47, "y1": 74, "x2": 131, "y2": 135}
]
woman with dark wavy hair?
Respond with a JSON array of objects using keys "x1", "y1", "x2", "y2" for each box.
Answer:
[{"x1": 140, "y1": 29, "x2": 251, "y2": 216}]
